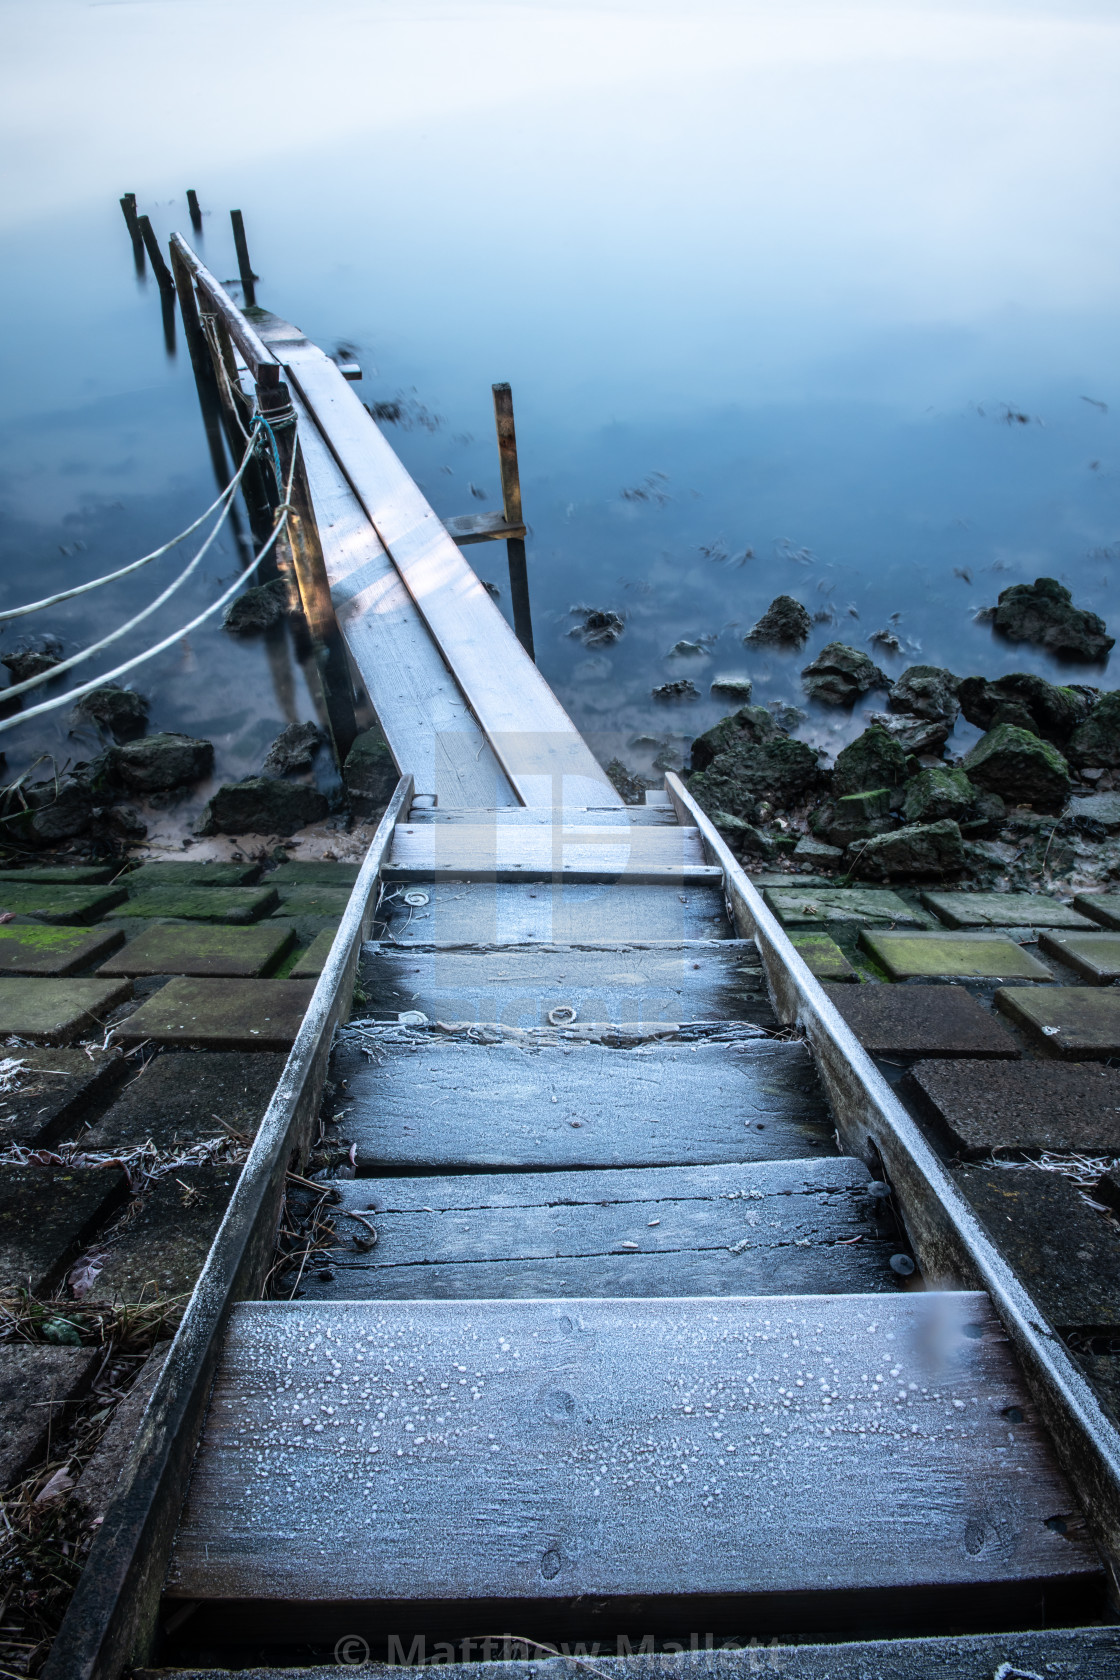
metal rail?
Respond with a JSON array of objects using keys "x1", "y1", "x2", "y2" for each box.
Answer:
[
  {"x1": 42, "y1": 777, "x2": 413, "y2": 1680},
  {"x1": 665, "y1": 771, "x2": 1120, "y2": 1601}
]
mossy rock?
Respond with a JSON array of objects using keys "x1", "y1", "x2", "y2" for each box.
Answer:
[
  {"x1": 1068, "y1": 691, "x2": 1120, "y2": 768},
  {"x1": 961, "y1": 723, "x2": 1071, "y2": 811},
  {"x1": 902, "y1": 765, "x2": 973, "y2": 825},
  {"x1": 832, "y1": 724, "x2": 908, "y2": 798}
]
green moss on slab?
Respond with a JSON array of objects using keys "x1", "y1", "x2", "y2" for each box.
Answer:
[
  {"x1": 859, "y1": 930, "x2": 1053, "y2": 981},
  {"x1": 118, "y1": 886, "x2": 279, "y2": 923}
]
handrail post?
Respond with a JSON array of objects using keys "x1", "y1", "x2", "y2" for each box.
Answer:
[
  {"x1": 119, "y1": 192, "x2": 145, "y2": 274},
  {"x1": 256, "y1": 375, "x2": 358, "y2": 764},
  {"x1": 492, "y1": 382, "x2": 534, "y2": 660},
  {"x1": 231, "y1": 209, "x2": 257, "y2": 308}
]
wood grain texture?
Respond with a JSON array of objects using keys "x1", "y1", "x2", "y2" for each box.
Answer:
[
  {"x1": 335, "y1": 1039, "x2": 832, "y2": 1173},
  {"x1": 304, "y1": 1157, "x2": 898, "y2": 1300},
  {"x1": 444, "y1": 512, "x2": 526, "y2": 544},
  {"x1": 377, "y1": 881, "x2": 734, "y2": 945},
  {"x1": 277, "y1": 336, "x2": 621, "y2": 806},
  {"x1": 293, "y1": 385, "x2": 517, "y2": 808},
  {"x1": 166, "y1": 1293, "x2": 1098, "y2": 1611},
  {"x1": 358, "y1": 943, "x2": 774, "y2": 1029}
]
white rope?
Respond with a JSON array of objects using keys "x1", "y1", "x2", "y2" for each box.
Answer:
[
  {"x1": 0, "y1": 453, "x2": 297, "y2": 738},
  {"x1": 1, "y1": 423, "x2": 266, "y2": 705},
  {"x1": 0, "y1": 427, "x2": 260, "y2": 625}
]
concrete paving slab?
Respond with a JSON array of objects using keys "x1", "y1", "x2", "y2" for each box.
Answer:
[
  {"x1": 1097, "y1": 1163, "x2": 1120, "y2": 1215},
  {"x1": 1039, "y1": 930, "x2": 1120, "y2": 983},
  {"x1": 922, "y1": 891, "x2": 1095, "y2": 930},
  {"x1": 266, "y1": 861, "x2": 360, "y2": 886},
  {"x1": 81, "y1": 1051, "x2": 285, "y2": 1150},
  {"x1": 269, "y1": 886, "x2": 353, "y2": 918},
  {"x1": 764, "y1": 887, "x2": 936, "y2": 929},
  {"x1": 955, "y1": 1165, "x2": 1120, "y2": 1326},
  {"x1": 1074, "y1": 893, "x2": 1120, "y2": 931},
  {"x1": 860, "y1": 930, "x2": 1052, "y2": 982},
  {"x1": 0, "y1": 1049, "x2": 125, "y2": 1147},
  {"x1": 906, "y1": 1059, "x2": 1120, "y2": 1155},
  {"x1": 113, "y1": 978, "x2": 314, "y2": 1051},
  {"x1": 0, "y1": 1163, "x2": 129, "y2": 1292},
  {"x1": 1069, "y1": 792, "x2": 1120, "y2": 832},
  {"x1": 788, "y1": 932, "x2": 857, "y2": 981},
  {"x1": 287, "y1": 928, "x2": 336, "y2": 979},
  {"x1": 0, "y1": 867, "x2": 116, "y2": 884},
  {"x1": 125, "y1": 861, "x2": 261, "y2": 889},
  {"x1": 0, "y1": 1345, "x2": 98, "y2": 1488},
  {"x1": 0, "y1": 883, "x2": 128, "y2": 923},
  {"x1": 0, "y1": 921, "x2": 124, "y2": 976},
  {"x1": 0, "y1": 977, "x2": 132, "y2": 1044},
  {"x1": 821, "y1": 983, "x2": 1020, "y2": 1058},
  {"x1": 74, "y1": 1343, "x2": 168, "y2": 1519},
  {"x1": 1076, "y1": 1353, "x2": 1120, "y2": 1432},
  {"x1": 995, "y1": 986, "x2": 1120, "y2": 1058},
  {"x1": 94, "y1": 1163, "x2": 239, "y2": 1312},
  {"x1": 96, "y1": 922, "x2": 295, "y2": 979},
  {"x1": 116, "y1": 886, "x2": 279, "y2": 923}
]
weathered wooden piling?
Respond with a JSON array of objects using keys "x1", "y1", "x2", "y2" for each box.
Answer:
[
  {"x1": 230, "y1": 210, "x2": 257, "y2": 308},
  {"x1": 137, "y1": 215, "x2": 175, "y2": 296},
  {"x1": 255, "y1": 370, "x2": 358, "y2": 763},
  {"x1": 119, "y1": 192, "x2": 145, "y2": 274},
  {"x1": 492, "y1": 381, "x2": 535, "y2": 659},
  {"x1": 186, "y1": 189, "x2": 203, "y2": 233}
]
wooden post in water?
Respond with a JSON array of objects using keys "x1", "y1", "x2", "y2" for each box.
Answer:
[
  {"x1": 256, "y1": 372, "x2": 358, "y2": 763},
  {"x1": 137, "y1": 215, "x2": 175, "y2": 295},
  {"x1": 230, "y1": 210, "x2": 257, "y2": 308},
  {"x1": 186, "y1": 189, "x2": 203, "y2": 233},
  {"x1": 119, "y1": 192, "x2": 145, "y2": 273},
  {"x1": 492, "y1": 382, "x2": 534, "y2": 660}
]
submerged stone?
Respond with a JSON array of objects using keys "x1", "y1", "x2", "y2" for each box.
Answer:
[
  {"x1": 991, "y1": 576, "x2": 1114, "y2": 661},
  {"x1": 860, "y1": 930, "x2": 1052, "y2": 982},
  {"x1": 74, "y1": 685, "x2": 150, "y2": 743},
  {"x1": 745, "y1": 596, "x2": 811, "y2": 648},
  {"x1": 1067, "y1": 691, "x2": 1120, "y2": 768},
  {"x1": 3, "y1": 649, "x2": 60, "y2": 684},
  {"x1": 112, "y1": 733, "x2": 214, "y2": 794},
  {"x1": 849, "y1": 819, "x2": 965, "y2": 881},
  {"x1": 961, "y1": 723, "x2": 1071, "y2": 810},
  {"x1": 956, "y1": 672, "x2": 1093, "y2": 746},
  {"x1": 888, "y1": 665, "x2": 961, "y2": 724},
  {"x1": 198, "y1": 777, "x2": 328, "y2": 836},
  {"x1": 262, "y1": 722, "x2": 323, "y2": 777},
  {"x1": 223, "y1": 578, "x2": 290, "y2": 635},
  {"x1": 902, "y1": 765, "x2": 973, "y2": 826},
  {"x1": 801, "y1": 642, "x2": 889, "y2": 707},
  {"x1": 605, "y1": 759, "x2": 652, "y2": 805},
  {"x1": 709, "y1": 676, "x2": 753, "y2": 701},
  {"x1": 652, "y1": 679, "x2": 699, "y2": 701}
]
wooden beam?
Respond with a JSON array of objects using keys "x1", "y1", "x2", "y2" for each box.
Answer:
[
  {"x1": 273, "y1": 333, "x2": 621, "y2": 806},
  {"x1": 169, "y1": 233, "x2": 276, "y2": 377},
  {"x1": 444, "y1": 511, "x2": 527, "y2": 545}
]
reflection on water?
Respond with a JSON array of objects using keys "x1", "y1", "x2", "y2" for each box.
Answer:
[{"x1": 0, "y1": 0, "x2": 1117, "y2": 799}]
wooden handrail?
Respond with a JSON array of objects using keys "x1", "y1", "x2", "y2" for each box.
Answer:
[{"x1": 169, "y1": 233, "x2": 277, "y2": 377}]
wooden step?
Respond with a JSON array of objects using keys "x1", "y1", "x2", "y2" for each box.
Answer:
[
  {"x1": 301, "y1": 1157, "x2": 899, "y2": 1300},
  {"x1": 163, "y1": 1294, "x2": 1101, "y2": 1645},
  {"x1": 407, "y1": 805, "x2": 680, "y2": 826},
  {"x1": 376, "y1": 880, "x2": 733, "y2": 945},
  {"x1": 333, "y1": 1038, "x2": 832, "y2": 1173},
  {"x1": 386, "y1": 823, "x2": 713, "y2": 883},
  {"x1": 358, "y1": 942, "x2": 774, "y2": 1029}
]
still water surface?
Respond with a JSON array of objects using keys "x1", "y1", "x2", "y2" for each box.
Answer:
[{"x1": 1, "y1": 0, "x2": 1118, "y2": 807}]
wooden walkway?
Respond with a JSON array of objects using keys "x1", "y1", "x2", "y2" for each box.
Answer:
[{"x1": 41, "y1": 261, "x2": 1120, "y2": 1680}]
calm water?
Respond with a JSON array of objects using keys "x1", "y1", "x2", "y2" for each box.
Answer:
[{"x1": 1, "y1": 0, "x2": 1118, "y2": 806}]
